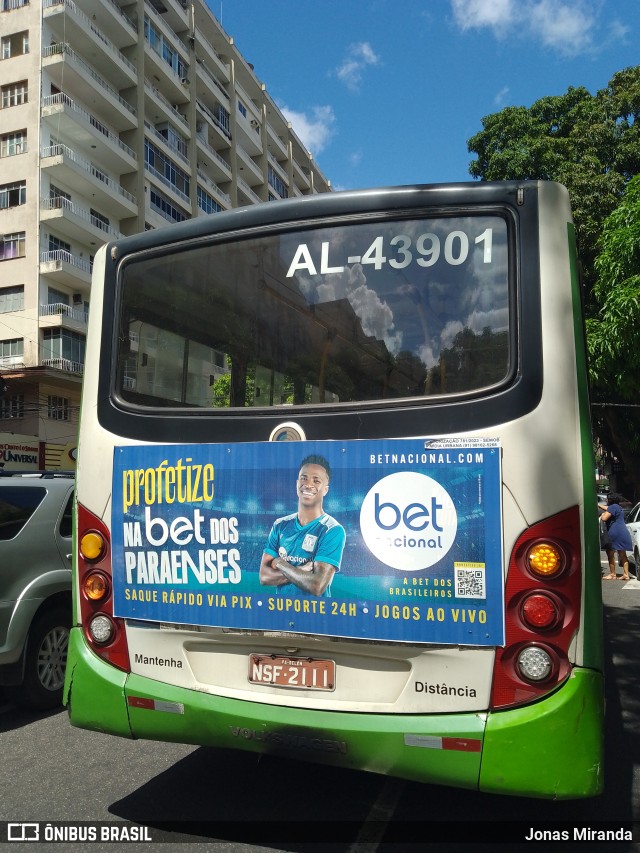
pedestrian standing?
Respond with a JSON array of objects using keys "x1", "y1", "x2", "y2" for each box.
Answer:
[{"x1": 599, "y1": 493, "x2": 632, "y2": 580}]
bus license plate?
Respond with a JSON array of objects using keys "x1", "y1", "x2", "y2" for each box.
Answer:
[{"x1": 249, "y1": 654, "x2": 335, "y2": 691}]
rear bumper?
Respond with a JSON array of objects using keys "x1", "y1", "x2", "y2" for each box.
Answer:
[{"x1": 64, "y1": 628, "x2": 603, "y2": 798}]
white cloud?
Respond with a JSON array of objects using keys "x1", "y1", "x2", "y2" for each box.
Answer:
[
  {"x1": 335, "y1": 42, "x2": 380, "y2": 92},
  {"x1": 315, "y1": 264, "x2": 402, "y2": 354},
  {"x1": 450, "y1": 0, "x2": 600, "y2": 56},
  {"x1": 451, "y1": 0, "x2": 514, "y2": 32},
  {"x1": 529, "y1": 0, "x2": 594, "y2": 54},
  {"x1": 279, "y1": 104, "x2": 336, "y2": 156},
  {"x1": 494, "y1": 85, "x2": 510, "y2": 106}
]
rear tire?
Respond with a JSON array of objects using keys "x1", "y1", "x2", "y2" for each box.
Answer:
[{"x1": 7, "y1": 608, "x2": 70, "y2": 711}]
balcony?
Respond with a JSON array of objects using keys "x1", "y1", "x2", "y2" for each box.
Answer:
[
  {"x1": 41, "y1": 196, "x2": 122, "y2": 246},
  {"x1": 146, "y1": 0, "x2": 189, "y2": 39},
  {"x1": 292, "y1": 157, "x2": 311, "y2": 190},
  {"x1": 197, "y1": 169, "x2": 230, "y2": 208},
  {"x1": 195, "y1": 134, "x2": 231, "y2": 184},
  {"x1": 145, "y1": 162, "x2": 190, "y2": 208},
  {"x1": 41, "y1": 144, "x2": 138, "y2": 219},
  {"x1": 43, "y1": 0, "x2": 137, "y2": 89},
  {"x1": 40, "y1": 249, "x2": 92, "y2": 289},
  {"x1": 236, "y1": 144, "x2": 263, "y2": 186},
  {"x1": 40, "y1": 302, "x2": 88, "y2": 334},
  {"x1": 195, "y1": 32, "x2": 230, "y2": 84},
  {"x1": 268, "y1": 152, "x2": 289, "y2": 184},
  {"x1": 196, "y1": 100, "x2": 231, "y2": 149},
  {"x1": 0, "y1": 355, "x2": 25, "y2": 370},
  {"x1": 145, "y1": 80, "x2": 189, "y2": 130},
  {"x1": 195, "y1": 58, "x2": 229, "y2": 106},
  {"x1": 145, "y1": 120, "x2": 189, "y2": 169},
  {"x1": 144, "y1": 44, "x2": 190, "y2": 107},
  {"x1": 41, "y1": 357, "x2": 84, "y2": 375},
  {"x1": 266, "y1": 124, "x2": 288, "y2": 160},
  {"x1": 43, "y1": 43, "x2": 137, "y2": 132},
  {"x1": 237, "y1": 176, "x2": 262, "y2": 206},
  {"x1": 235, "y1": 113, "x2": 263, "y2": 158},
  {"x1": 41, "y1": 93, "x2": 137, "y2": 175}
]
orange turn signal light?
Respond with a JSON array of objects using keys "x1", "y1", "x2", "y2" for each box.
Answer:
[
  {"x1": 526, "y1": 541, "x2": 564, "y2": 578},
  {"x1": 80, "y1": 531, "x2": 106, "y2": 562}
]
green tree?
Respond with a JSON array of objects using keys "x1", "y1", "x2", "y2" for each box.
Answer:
[
  {"x1": 588, "y1": 175, "x2": 640, "y2": 392},
  {"x1": 587, "y1": 175, "x2": 640, "y2": 493},
  {"x1": 467, "y1": 66, "x2": 640, "y2": 491},
  {"x1": 467, "y1": 66, "x2": 640, "y2": 295}
]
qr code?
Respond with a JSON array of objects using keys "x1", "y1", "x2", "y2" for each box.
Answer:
[{"x1": 455, "y1": 567, "x2": 486, "y2": 599}]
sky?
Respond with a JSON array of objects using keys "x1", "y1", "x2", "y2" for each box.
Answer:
[{"x1": 210, "y1": 0, "x2": 639, "y2": 191}]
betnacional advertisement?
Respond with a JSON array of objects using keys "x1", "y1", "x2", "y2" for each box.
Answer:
[{"x1": 111, "y1": 438, "x2": 504, "y2": 646}]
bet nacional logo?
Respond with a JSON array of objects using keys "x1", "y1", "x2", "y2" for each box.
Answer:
[{"x1": 359, "y1": 472, "x2": 457, "y2": 570}]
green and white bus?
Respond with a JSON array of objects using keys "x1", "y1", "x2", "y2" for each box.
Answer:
[{"x1": 65, "y1": 181, "x2": 604, "y2": 798}]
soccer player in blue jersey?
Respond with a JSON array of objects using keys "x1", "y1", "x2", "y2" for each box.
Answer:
[{"x1": 259, "y1": 454, "x2": 346, "y2": 596}]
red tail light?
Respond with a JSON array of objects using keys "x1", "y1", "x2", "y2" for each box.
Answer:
[
  {"x1": 521, "y1": 593, "x2": 561, "y2": 630},
  {"x1": 77, "y1": 502, "x2": 130, "y2": 672},
  {"x1": 490, "y1": 506, "x2": 582, "y2": 709}
]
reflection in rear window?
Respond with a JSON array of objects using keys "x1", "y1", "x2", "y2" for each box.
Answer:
[
  {"x1": 0, "y1": 487, "x2": 46, "y2": 540},
  {"x1": 116, "y1": 215, "x2": 510, "y2": 410}
]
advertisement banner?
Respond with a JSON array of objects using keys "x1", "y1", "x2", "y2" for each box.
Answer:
[
  {"x1": 0, "y1": 433, "x2": 40, "y2": 471},
  {"x1": 112, "y1": 438, "x2": 504, "y2": 646}
]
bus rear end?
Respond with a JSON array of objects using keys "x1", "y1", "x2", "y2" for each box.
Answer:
[{"x1": 65, "y1": 181, "x2": 604, "y2": 798}]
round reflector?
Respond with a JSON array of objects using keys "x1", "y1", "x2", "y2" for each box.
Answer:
[{"x1": 517, "y1": 646, "x2": 554, "y2": 682}]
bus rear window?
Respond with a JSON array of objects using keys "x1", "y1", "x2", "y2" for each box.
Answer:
[{"x1": 115, "y1": 215, "x2": 510, "y2": 409}]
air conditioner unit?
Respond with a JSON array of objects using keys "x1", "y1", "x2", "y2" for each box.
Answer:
[{"x1": 73, "y1": 293, "x2": 83, "y2": 305}]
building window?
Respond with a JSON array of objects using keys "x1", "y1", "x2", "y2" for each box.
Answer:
[
  {"x1": 149, "y1": 187, "x2": 187, "y2": 224},
  {"x1": 0, "y1": 231, "x2": 25, "y2": 260},
  {"x1": 213, "y1": 104, "x2": 230, "y2": 137},
  {"x1": 1, "y1": 129, "x2": 25, "y2": 156},
  {"x1": 1, "y1": 0, "x2": 30, "y2": 10},
  {"x1": 156, "y1": 122, "x2": 187, "y2": 158},
  {"x1": 238, "y1": 100, "x2": 247, "y2": 118},
  {"x1": 0, "y1": 179, "x2": 25, "y2": 208},
  {"x1": 43, "y1": 328, "x2": 86, "y2": 366},
  {"x1": 47, "y1": 394, "x2": 69, "y2": 421},
  {"x1": 49, "y1": 184, "x2": 70, "y2": 207},
  {"x1": 144, "y1": 139, "x2": 190, "y2": 197},
  {"x1": 0, "y1": 393, "x2": 23, "y2": 419},
  {"x1": 144, "y1": 15, "x2": 187, "y2": 78},
  {"x1": 268, "y1": 165, "x2": 288, "y2": 199},
  {"x1": 90, "y1": 208, "x2": 110, "y2": 232},
  {"x1": 1, "y1": 30, "x2": 28, "y2": 58},
  {"x1": 0, "y1": 337, "x2": 23, "y2": 363},
  {"x1": 0, "y1": 283, "x2": 23, "y2": 312},
  {"x1": 48, "y1": 234, "x2": 71, "y2": 255},
  {"x1": 197, "y1": 186, "x2": 222, "y2": 215},
  {"x1": 1, "y1": 80, "x2": 27, "y2": 108},
  {"x1": 47, "y1": 286, "x2": 69, "y2": 306}
]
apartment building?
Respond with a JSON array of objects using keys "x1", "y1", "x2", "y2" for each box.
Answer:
[{"x1": 0, "y1": 0, "x2": 331, "y2": 470}]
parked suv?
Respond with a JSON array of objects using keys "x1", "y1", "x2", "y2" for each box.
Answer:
[{"x1": 0, "y1": 472, "x2": 74, "y2": 709}]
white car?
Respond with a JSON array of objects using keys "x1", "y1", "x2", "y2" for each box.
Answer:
[{"x1": 625, "y1": 501, "x2": 640, "y2": 569}]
